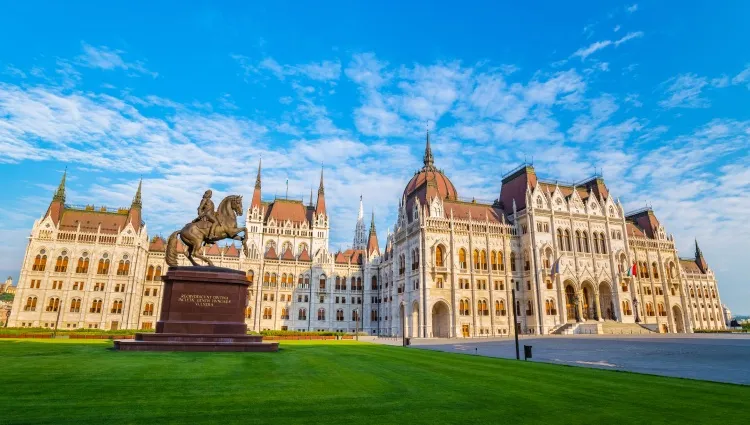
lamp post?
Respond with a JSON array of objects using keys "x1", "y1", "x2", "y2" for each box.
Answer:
[{"x1": 511, "y1": 288, "x2": 519, "y2": 360}]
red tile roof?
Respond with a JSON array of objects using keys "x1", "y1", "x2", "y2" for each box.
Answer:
[
  {"x1": 264, "y1": 199, "x2": 310, "y2": 224},
  {"x1": 58, "y1": 209, "x2": 130, "y2": 235},
  {"x1": 680, "y1": 259, "x2": 704, "y2": 274},
  {"x1": 281, "y1": 247, "x2": 295, "y2": 261},
  {"x1": 265, "y1": 246, "x2": 278, "y2": 260},
  {"x1": 444, "y1": 200, "x2": 505, "y2": 222},
  {"x1": 224, "y1": 244, "x2": 240, "y2": 257},
  {"x1": 626, "y1": 209, "x2": 660, "y2": 239},
  {"x1": 298, "y1": 248, "x2": 311, "y2": 262},
  {"x1": 334, "y1": 251, "x2": 347, "y2": 264}
]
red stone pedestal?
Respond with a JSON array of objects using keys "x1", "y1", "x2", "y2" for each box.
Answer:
[{"x1": 114, "y1": 266, "x2": 278, "y2": 352}]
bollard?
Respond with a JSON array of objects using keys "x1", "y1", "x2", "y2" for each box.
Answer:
[{"x1": 523, "y1": 345, "x2": 532, "y2": 361}]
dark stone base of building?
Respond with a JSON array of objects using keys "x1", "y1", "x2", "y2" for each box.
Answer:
[{"x1": 114, "y1": 266, "x2": 278, "y2": 353}]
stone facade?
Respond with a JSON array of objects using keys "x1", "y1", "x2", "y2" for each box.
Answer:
[{"x1": 7, "y1": 135, "x2": 726, "y2": 336}]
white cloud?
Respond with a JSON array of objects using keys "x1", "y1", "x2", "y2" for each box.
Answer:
[
  {"x1": 659, "y1": 73, "x2": 710, "y2": 108},
  {"x1": 232, "y1": 55, "x2": 341, "y2": 82},
  {"x1": 731, "y1": 64, "x2": 750, "y2": 87},
  {"x1": 627, "y1": 4, "x2": 638, "y2": 13},
  {"x1": 613, "y1": 25, "x2": 621, "y2": 32},
  {"x1": 77, "y1": 42, "x2": 158, "y2": 78},
  {"x1": 572, "y1": 31, "x2": 643, "y2": 60},
  {"x1": 614, "y1": 31, "x2": 644, "y2": 46}
]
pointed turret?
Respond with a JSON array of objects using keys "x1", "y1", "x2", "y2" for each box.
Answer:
[
  {"x1": 45, "y1": 169, "x2": 67, "y2": 225},
  {"x1": 367, "y1": 211, "x2": 380, "y2": 256},
  {"x1": 423, "y1": 129, "x2": 435, "y2": 170},
  {"x1": 315, "y1": 166, "x2": 326, "y2": 217},
  {"x1": 695, "y1": 239, "x2": 708, "y2": 273},
  {"x1": 251, "y1": 158, "x2": 262, "y2": 210},
  {"x1": 127, "y1": 178, "x2": 143, "y2": 231},
  {"x1": 353, "y1": 195, "x2": 366, "y2": 249}
]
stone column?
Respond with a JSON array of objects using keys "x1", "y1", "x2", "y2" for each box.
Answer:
[{"x1": 594, "y1": 290, "x2": 603, "y2": 322}]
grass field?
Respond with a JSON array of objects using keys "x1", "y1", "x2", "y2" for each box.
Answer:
[{"x1": 0, "y1": 339, "x2": 747, "y2": 424}]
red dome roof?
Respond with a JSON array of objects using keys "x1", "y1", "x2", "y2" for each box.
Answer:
[{"x1": 403, "y1": 131, "x2": 458, "y2": 201}]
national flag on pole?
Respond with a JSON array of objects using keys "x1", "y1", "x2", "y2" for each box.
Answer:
[
  {"x1": 550, "y1": 256, "x2": 562, "y2": 278},
  {"x1": 626, "y1": 262, "x2": 637, "y2": 277}
]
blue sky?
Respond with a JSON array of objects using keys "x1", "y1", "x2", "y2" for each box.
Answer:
[{"x1": 1, "y1": 1, "x2": 749, "y2": 313}]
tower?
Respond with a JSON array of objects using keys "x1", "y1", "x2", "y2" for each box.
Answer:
[{"x1": 353, "y1": 195, "x2": 367, "y2": 250}]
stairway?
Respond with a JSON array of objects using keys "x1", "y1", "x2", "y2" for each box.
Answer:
[
  {"x1": 550, "y1": 323, "x2": 577, "y2": 334},
  {"x1": 600, "y1": 321, "x2": 656, "y2": 335}
]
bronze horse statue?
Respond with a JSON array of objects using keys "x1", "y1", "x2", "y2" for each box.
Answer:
[{"x1": 165, "y1": 194, "x2": 248, "y2": 267}]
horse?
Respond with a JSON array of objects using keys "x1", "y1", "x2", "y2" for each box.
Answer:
[{"x1": 165, "y1": 194, "x2": 248, "y2": 267}]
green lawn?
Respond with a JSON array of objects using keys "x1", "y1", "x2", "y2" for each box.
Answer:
[{"x1": 0, "y1": 340, "x2": 747, "y2": 424}]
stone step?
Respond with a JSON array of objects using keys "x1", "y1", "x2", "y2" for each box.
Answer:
[
  {"x1": 135, "y1": 333, "x2": 262, "y2": 343},
  {"x1": 113, "y1": 339, "x2": 279, "y2": 352}
]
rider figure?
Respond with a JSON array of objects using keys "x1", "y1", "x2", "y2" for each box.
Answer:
[{"x1": 195, "y1": 189, "x2": 218, "y2": 243}]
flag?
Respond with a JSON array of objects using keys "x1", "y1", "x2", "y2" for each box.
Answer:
[
  {"x1": 550, "y1": 256, "x2": 562, "y2": 278},
  {"x1": 626, "y1": 262, "x2": 637, "y2": 277}
]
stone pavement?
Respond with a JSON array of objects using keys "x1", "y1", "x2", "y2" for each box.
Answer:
[{"x1": 377, "y1": 334, "x2": 750, "y2": 385}]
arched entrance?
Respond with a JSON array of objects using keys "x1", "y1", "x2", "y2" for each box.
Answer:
[
  {"x1": 599, "y1": 282, "x2": 615, "y2": 320},
  {"x1": 581, "y1": 282, "x2": 596, "y2": 320},
  {"x1": 431, "y1": 301, "x2": 450, "y2": 338},
  {"x1": 672, "y1": 305, "x2": 685, "y2": 333},
  {"x1": 565, "y1": 284, "x2": 576, "y2": 321},
  {"x1": 411, "y1": 302, "x2": 420, "y2": 338}
]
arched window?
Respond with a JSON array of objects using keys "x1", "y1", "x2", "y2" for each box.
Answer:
[
  {"x1": 24, "y1": 296, "x2": 38, "y2": 311},
  {"x1": 352, "y1": 309, "x2": 360, "y2": 321},
  {"x1": 111, "y1": 300, "x2": 123, "y2": 314},
  {"x1": 435, "y1": 245, "x2": 444, "y2": 267},
  {"x1": 582, "y1": 232, "x2": 589, "y2": 253},
  {"x1": 526, "y1": 300, "x2": 533, "y2": 315},
  {"x1": 270, "y1": 273, "x2": 277, "y2": 286},
  {"x1": 371, "y1": 276, "x2": 377, "y2": 290},
  {"x1": 495, "y1": 299, "x2": 506, "y2": 316},
  {"x1": 490, "y1": 251, "x2": 497, "y2": 271},
  {"x1": 523, "y1": 250, "x2": 530, "y2": 271},
  {"x1": 45, "y1": 297, "x2": 60, "y2": 312},
  {"x1": 117, "y1": 260, "x2": 130, "y2": 276},
  {"x1": 480, "y1": 250, "x2": 488, "y2": 270},
  {"x1": 245, "y1": 307, "x2": 252, "y2": 319},
  {"x1": 473, "y1": 250, "x2": 480, "y2": 270},
  {"x1": 246, "y1": 270, "x2": 254, "y2": 284},
  {"x1": 146, "y1": 265, "x2": 154, "y2": 281},
  {"x1": 652, "y1": 263, "x2": 659, "y2": 279},
  {"x1": 510, "y1": 252, "x2": 516, "y2": 272},
  {"x1": 336, "y1": 309, "x2": 344, "y2": 321},
  {"x1": 646, "y1": 302, "x2": 655, "y2": 316},
  {"x1": 657, "y1": 303, "x2": 666, "y2": 317},
  {"x1": 459, "y1": 299, "x2": 470, "y2": 316},
  {"x1": 69, "y1": 298, "x2": 81, "y2": 313},
  {"x1": 263, "y1": 308, "x2": 272, "y2": 320},
  {"x1": 281, "y1": 273, "x2": 287, "y2": 286},
  {"x1": 317, "y1": 308, "x2": 326, "y2": 321},
  {"x1": 298, "y1": 308, "x2": 307, "y2": 320},
  {"x1": 154, "y1": 266, "x2": 162, "y2": 281},
  {"x1": 498, "y1": 251, "x2": 504, "y2": 271},
  {"x1": 599, "y1": 233, "x2": 607, "y2": 254},
  {"x1": 575, "y1": 231, "x2": 582, "y2": 252},
  {"x1": 557, "y1": 229, "x2": 564, "y2": 250},
  {"x1": 33, "y1": 253, "x2": 48, "y2": 271},
  {"x1": 90, "y1": 299, "x2": 103, "y2": 314},
  {"x1": 458, "y1": 249, "x2": 467, "y2": 269},
  {"x1": 536, "y1": 197, "x2": 543, "y2": 208},
  {"x1": 351, "y1": 276, "x2": 356, "y2": 289},
  {"x1": 564, "y1": 230, "x2": 572, "y2": 251},
  {"x1": 143, "y1": 303, "x2": 154, "y2": 316},
  {"x1": 621, "y1": 300, "x2": 631, "y2": 315},
  {"x1": 97, "y1": 258, "x2": 110, "y2": 275},
  {"x1": 76, "y1": 256, "x2": 89, "y2": 274},
  {"x1": 592, "y1": 233, "x2": 600, "y2": 254},
  {"x1": 280, "y1": 308, "x2": 289, "y2": 319},
  {"x1": 54, "y1": 255, "x2": 69, "y2": 273},
  {"x1": 356, "y1": 277, "x2": 362, "y2": 290}
]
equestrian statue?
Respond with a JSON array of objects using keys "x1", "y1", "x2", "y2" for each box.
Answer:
[{"x1": 165, "y1": 190, "x2": 248, "y2": 267}]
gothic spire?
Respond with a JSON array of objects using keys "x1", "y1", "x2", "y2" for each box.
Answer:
[
  {"x1": 315, "y1": 166, "x2": 327, "y2": 216},
  {"x1": 251, "y1": 158, "x2": 262, "y2": 210},
  {"x1": 423, "y1": 129, "x2": 435, "y2": 169},
  {"x1": 695, "y1": 239, "x2": 708, "y2": 273},
  {"x1": 318, "y1": 166, "x2": 325, "y2": 194},
  {"x1": 370, "y1": 210, "x2": 376, "y2": 233},
  {"x1": 131, "y1": 178, "x2": 142, "y2": 209},
  {"x1": 366, "y1": 210, "x2": 380, "y2": 256},
  {"x1": 255, "y1": 157, "x2": 262, "y2": 189},
  {"x1": 53, "y1": 168, "x2": 67, "y2": 203}
]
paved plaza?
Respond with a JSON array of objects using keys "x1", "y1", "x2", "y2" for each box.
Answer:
[{"x1": 406, "y1": 334, "x2": 750, "y2": 385}]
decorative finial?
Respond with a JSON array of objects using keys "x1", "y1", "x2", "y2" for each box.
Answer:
[
  {"x1": 53, "y1": 168, "x2": 67, "y2": 202},
  {"x1": 423, "y1": 129, "x2": 434, "y2": 169},
  {"x1": 132, "y1": 177, "x2": 143, "y2": 208}
]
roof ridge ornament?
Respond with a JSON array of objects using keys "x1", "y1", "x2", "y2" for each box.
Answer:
[{"x1": 423, "y1": 129, "x2": 435, "y2": 170}]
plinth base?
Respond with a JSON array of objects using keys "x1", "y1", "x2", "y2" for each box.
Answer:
[{"x1": 114, "y1": 333, "x2": 279, "y2": 352}]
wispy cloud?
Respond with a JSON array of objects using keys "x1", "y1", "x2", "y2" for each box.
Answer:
[
  {"x1": 231, "y1": 54, "x2": 341, "y2": 82},
  {"x1": 627, "y1": 4, "x2": 638, "y2": 13},
  {"x1": 659, "y1": 73, "x2": 710, "y2": 108},
  {"x1": 572, "y1": 31, "x2": 644, "y2": 60},
  {"x1": 77, "y1": 42, "x2": 158, "y2": 78}
]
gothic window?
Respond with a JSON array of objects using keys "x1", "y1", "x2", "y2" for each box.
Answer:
[
  {"x1": 110, "y1": 300, "x2": 123, "y2": 314},
  {"x1": 24, "y1": 296, "x2": 38, "y2": 311},
  {"x1": 564, "y1": 230, "x2": 572, "y2": 251},
  {"x1": 575, "y1": 231, "x2": 582, "y2": 252},
  {"x1": 143, "y1": 303, "x2": 154, "y2": 316},
  {"x1": 352, "y1": 310, "x2": 359, "y2": 321},
  {"x1": 523, "y1": 251, "x2": 530, "y2": 271},
  {"x1": 371, "y1": 276, "x2": 377, "y2": 290},
  {"x1": 473, "y1": 250, "x2": 480, "y2": 270},
  {"x1": 97, "y1": 258, "x2": 110, "y2": 275},
  {"x1": 490, "y1": 251, "x2": 497, "y2": 271},
  {"x1": 154, "y1": 266, "x2": 162, "y2": 281},
  {"x1": 582, "y1": 232, "x2": 589, "y2": 253},
  {"x1": 495, "y1": 299, "x2": 506, "y2": 316},
  {"x1": 412, "y1": 204, "x2": 419, "y2": 221},
  {"x1": 536, "y1": 196, "x2": 544, "y2": 208},
  {"x1": 320, "y1": 274, "x2": 327, "y2": 290},
  {"x1": 317, "y1": 308, "x2": 326, "y2": 321},
  {"x1": 621, "y1": 300, "x2": 632, "y2": 315},
  {"x1": 336, "y1": 309, "x2": 344, "y2": 321},
  {"x1": 246, "y1": 270, "x2": 254, "y2": 284},
  {"x1": 54, "y1": 254, "x2": 69, "y2": 273},
  {"x1": 76, "y1": 256, "x2": 89, "y2": 274},
  {"x1": 510, "y1": 252, "x2": 516, "y2": 272},
  {"x1": 45, "y1": 297, "x2": 60, "y2": 312},
  {"x1": 69, "y1": 298, "x2": 81, "y2": 313},
  {"x1": 652, "y1": 263, "x2": 659, "y2": 279},
  {"x1": 245, "y1": 307, "x2": 252, "y2": 319},
  {"x1": 117, "y1": 259, "x2": 130, "y2": 276},
  {"x1": 557, "y1": 229, "x2": 564, "y2": 250},
  {"x1": 459, "y1": 299, "x2": 470, "y2": 316},
  {"x1": 90, "y1": 299, "x2": 103, "y2": 314},
  {"x1": 498, "y1": 251, "x2": 504, "y2": 271},
  {"x1": 298, "y1": 308, "x2": 307, "y2": 320},
  {"x1": 270, "y1": 273, "x2": 277, "y2": 286},
  {"x1": 526, "y1": 300, "x2": 534, "y2": 316},
  {"x1": 599, "y1": 233, "x2": 607, "y2": 254},
  {"x1": 263, "y1": 308, "x2": 272, "y2": 320},
  {"x1": 435, "y1": 245, "x2": 444, "y2": 267},
  {"x1": 458, "y1": 249, "x2": 467, "y2": 269},
  {"x1": 646, "y1": 302, "x2": 655, "y2": 317},
  {"x1": 146, "y1": 265, "x2": 154, "y2": 281},
  {"x1": 477, "y1": 300, "x2": 488, "y2": 316}
]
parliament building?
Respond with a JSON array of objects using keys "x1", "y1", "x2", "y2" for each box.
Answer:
[{"x1": 8, "y1": 134, "x2": 727, "y2": 336}]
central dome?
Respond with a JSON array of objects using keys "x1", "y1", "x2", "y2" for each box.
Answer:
[{"x1": 403, "y1": 132, "x2": 458, "y2": 201}]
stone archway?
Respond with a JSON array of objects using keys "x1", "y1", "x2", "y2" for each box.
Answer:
[
  {"x1": 672, "y1": 305, "x2": 685, "y2": 333},
  {"x1": 411, "y1": 302, "x2": 420, "y2": 338},
  {"x1": 431, "y1": 301, "x2": 450, "y2": 338},
  {"x1": 564, "y1": 283, "x2": 577, "y2": 321},
  {"x1": 599, "y1": 281, "x2": 615, "y2": 320},
  {"x1": 581, "y1": 282, "x2": 596, "y2": 321}
]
